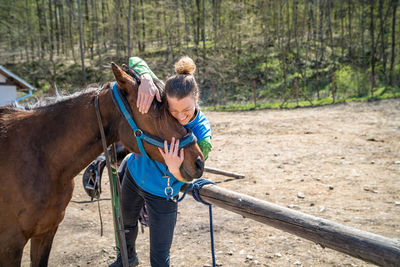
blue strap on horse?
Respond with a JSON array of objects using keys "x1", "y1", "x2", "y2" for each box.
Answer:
[
  {"x1": 111, "y1": 72, "x2": 216, "y2": 265},
  {"x1": 110, "y1": 82, "x2": 197, "y2": 159},
  {"x1": 178, "y1": 178, "x2": 217, "y2": 267}
]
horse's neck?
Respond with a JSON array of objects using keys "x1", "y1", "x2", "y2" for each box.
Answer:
[{"x1": 38, "y1": 89, "x2": 121, "y2": 181}]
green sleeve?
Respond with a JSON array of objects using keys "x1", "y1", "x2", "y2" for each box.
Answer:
[
  {"x1": 198, "y1": 136, "x2": 212, "y2": 161},
  {"x1": 128, "y1": 57, "x2": 158, "y2": 80}
]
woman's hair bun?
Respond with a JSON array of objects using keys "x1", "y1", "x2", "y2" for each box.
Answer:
[{"x1": 174, "y1": 56, "x2": 196, "y2": 75}]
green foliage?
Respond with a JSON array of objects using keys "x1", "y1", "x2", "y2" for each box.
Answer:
[
  {"x1": 203, "y1": 89, "x2": 400, "y2": 112},
  {"x1": 1, "y1": 0, "x2": 400, "y2": 107},
  {"x1": 335, "y1": 66, "x2": 370, "y2": 98}
]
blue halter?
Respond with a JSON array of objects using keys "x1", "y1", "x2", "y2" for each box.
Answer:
[{"x1": 110, "y1": 82, "x2": 197, "y2": 158}]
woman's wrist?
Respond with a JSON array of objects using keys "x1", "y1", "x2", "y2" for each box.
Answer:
[
  {"x1": 168, "y1": 167, "x2": 180, "y2": 176},
  {"x1": 169, "y1": 168, "x2": 185, "y2": 182},
  {"x1": 140, "y1": 73, "x2": 151, "y2": 80}
]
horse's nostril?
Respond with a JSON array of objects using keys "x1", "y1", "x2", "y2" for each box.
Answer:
[{"x1": 195, "y1": 156, "x2": 204, "y2": 173}]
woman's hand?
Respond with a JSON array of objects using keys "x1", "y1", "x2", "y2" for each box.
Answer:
[
  {"x1": 158, "y1": 137, "x2": 184, "y2": 178},
  {"x1": 137, "y1": 73, "x2": 161, "y2": 114}
]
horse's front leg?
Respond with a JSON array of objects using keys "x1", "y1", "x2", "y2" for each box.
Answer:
[
  {"x1": 30, "y1": 227, "x2": 58, "y2": 267},
  {"x1": 0, "y1": 226, "x2": 26, "y2": 267}
]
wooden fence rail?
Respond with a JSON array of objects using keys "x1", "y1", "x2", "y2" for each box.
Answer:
[
  {"x1": 204, "y1": 167, "x2": 245, "y2": 179},
  {"x1": 183, "y1": 184, "x2": 400, "y2": 266}
]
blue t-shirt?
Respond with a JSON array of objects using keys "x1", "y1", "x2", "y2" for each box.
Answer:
[{"x1": 127, "y1": 109, "x2": 211, "y2": 199}]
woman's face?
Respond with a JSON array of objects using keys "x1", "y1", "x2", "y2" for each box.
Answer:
[{"x1": 167, "y1": 95, "x2": 197, "y2": 125}]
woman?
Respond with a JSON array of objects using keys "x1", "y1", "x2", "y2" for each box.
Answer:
[{"x1": 110, "y1": 56, "x2": 212, "y2": 267}]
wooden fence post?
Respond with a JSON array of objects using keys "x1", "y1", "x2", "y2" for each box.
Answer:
[
  {"x1": 212, "y1": 83, "x2": 216, "y2": 111},
  {"x1": 253, "y1": 80, "x2": 257, "y2": 106},
  {"x1": 295, "y1": 77, "x2": 299, "y2": 106},
  {"x1": 182, "y1": 184, "x2": 400, "y2": 266},
  {"x1": 331, "y1": 73, "x2": 336, "y2": 103}
]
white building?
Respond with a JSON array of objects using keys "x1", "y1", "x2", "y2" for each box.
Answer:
[{"x1": 0, "y1": 65, "x2": 35, "y2": 106}]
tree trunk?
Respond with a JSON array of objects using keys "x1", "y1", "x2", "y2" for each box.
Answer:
[
  {"x1": 48, "y1": 0, "x2": 55, "y2": 53},
  {"x1": 26, "y1": 0, "x2": 34, "y2": 62},
  {"x1": 182, "y1": 1, "x2": 190, "y2": 48},
  {"x1": 54, "y1": 0, "x2": 60, "y2": 55},
  {"x1": 293, "y1": 0, "x2": 299, "y2": 63},
  {"x1": 68, "y1": 0, "x2": 77, "y2": 64},
  {"x1": 43, "y1": 0, "x2": 56, "y2": 93},
  {"x1": 163, "y1": 7, "x2": 170, "y2": 58},
  {"x1": 127, "y1": 0, "x2": 132, "y2": 58},
  {"x1": 279, "y1": 2, "x2": 288, "y2": 101},
  {"x1": 389, "y1": 0, "x2": 398, "y2": 85},
  {"x1": 93, "y1": 0, "x2": 101, "y2": 61},
  {"x1": 102, "y1": 0, "x2": 108, "y2": 50},
  {"x1": 379, "y1": 0, "x2": 386, "y2": 76},
  {"x1": 327, "y1": 1, "x2": 333, "y2": 53},
  {"x1": 84, "y1": 0, "x2": 90, "y2": 54},
  {"x1": 286, "y1": 0, "x2": 291, "y2": 51},
  {"x1": 58, "y1": 0, "x2": 66, "y2": 56},
  {"x1": 77, "y1": 0, "x2": 87, "y2": 86},
  {"x1": 319, "y1": 0, "x2": 324, "y2": 63},
  {"x1": 140, "y1": 0, "x2": 146, "y2": 52},
  {"x1": 212, "y1": 0, "x2": 218, "y2": 49},
  {"x1": 295, "y1": 78, "x2": 299, "y2": 106},
  {"x1": 201, "y1": 0, "x2": 206, "y2": 55},
  {"x1": 347, "y1": 0, "x2": 352, "y2": 59},
  {"x1": 35, "y1": 0, "x2": 45, "y2": 58},
  {"x1": 253, "y1": 80, "x2": 257, "y2": 106},
  {"x1": 212, "y1": 83, "x2": 216, "y2": 110},
  {"x1": 194, "y1": 0, "x2": 201, "y2": 56},
  {"x1": 89, "y1": 0, "x2": 95, "y2": 61},
  {"x1": 370, "y1": 0, "x2": 375, "y2": 96},
  {"x1": 114, "y1": 0, "x2": 121, "y2": 58},
  {"x1": 175, "y1": 0, "x2": 181, "y2": 47},
  {"x1": 340, "y1": 0, "x2": 345, "y2": 58},
  {"x1": 360, "y1": 0, "x2": 365, "y2": 66},
  {"x1": 331, "y1": 73, "x2": 336, "y2": 103}
]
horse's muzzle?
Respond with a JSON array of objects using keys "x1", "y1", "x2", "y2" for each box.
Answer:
[
  {"x1": 181, "y1": 156, "x2": 204, "y2": 181},
  {"x1": 194, "y1": 156, "x2": 204, "y2": 176}
]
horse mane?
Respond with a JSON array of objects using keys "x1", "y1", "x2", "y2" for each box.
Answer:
[
  {"x1": 23, "y1": 86, "x2": 100, "y2": 110},
  {"x1": 0, "y1": 86, "x2": 100, "y2": 136}
]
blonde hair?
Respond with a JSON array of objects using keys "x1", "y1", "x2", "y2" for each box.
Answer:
[
  {"x1": 174, "y1": 56, "x2": 196, "y2": 75},
  {"x1": 165, "y1": 56, "x2": 199, "y2": 99}
]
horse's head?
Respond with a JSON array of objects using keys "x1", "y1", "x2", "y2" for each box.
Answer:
[{"x1": 111, "y1": 62, "x2": 204, "y2": 181}]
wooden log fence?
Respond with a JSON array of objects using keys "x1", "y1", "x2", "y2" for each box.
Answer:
[
  {"x1": 182, "y1": 183, "x2": 400, "y2": 266},
  {"x1": 204, "y1": 167, "x2": 245, "y2": 179}
]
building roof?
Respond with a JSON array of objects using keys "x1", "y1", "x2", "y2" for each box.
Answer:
[{"x1": 0, "y1": 65, "x2": 35, "y2": 91}]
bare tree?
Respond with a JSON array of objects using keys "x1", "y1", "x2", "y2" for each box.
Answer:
[
  {"x1": 389, "y1": 0, "x2": 398, "y2": 85},
  {"x1": 370, "y1": 0, "x2": 376, "y2": 96},
  {"x1": 77, "y1": 0, "x2": 86, "y2": 86}
]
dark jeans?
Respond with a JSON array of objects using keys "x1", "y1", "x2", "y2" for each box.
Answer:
[{"x1": 121, "y1": 170, "x2": 178, "y2": 267}]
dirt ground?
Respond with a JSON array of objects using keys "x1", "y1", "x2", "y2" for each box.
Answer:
[{"x1": 21, "y1": 99, "x2": 400, "y2": 267}]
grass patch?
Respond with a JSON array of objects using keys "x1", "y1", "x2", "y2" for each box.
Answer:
[{"x1": 202, "y1": 88, "x2": 400, "y2": 112}]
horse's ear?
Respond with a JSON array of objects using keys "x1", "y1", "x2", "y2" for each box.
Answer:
[{"x1": 111, "y1": 62, "x2": 137, "y2": 93}]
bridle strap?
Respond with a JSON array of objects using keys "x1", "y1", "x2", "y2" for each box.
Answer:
[{"x1": 110, "y1": 82, "x2": 197, "y2": 158}]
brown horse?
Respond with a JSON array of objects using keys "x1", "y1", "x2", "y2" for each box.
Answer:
[{"x1": 0, "y1": 63, "x2": 205, "y2": 266}]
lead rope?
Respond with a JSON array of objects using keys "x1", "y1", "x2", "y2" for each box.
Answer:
[
  {"x1": 94, "y1": 91, "x2": 129, "y2": 267},
  {"x1": 158, "y1": 165, "x2": 216, "y2": 266},
  {"x1": 97, "y1": 196, "x2": 103, "y2": 236},
  {"x1": 177, "y1": 178, "x2": 217, "y2": 267}
]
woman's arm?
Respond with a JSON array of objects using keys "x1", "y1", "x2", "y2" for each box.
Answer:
[
  {"x1": 129, "y1": 57, "x2": 158, "y2": 79},
  {"x1": 128, "y1": 57, "x2": 161, "y2": 113},
  {"x1": 198, "y1": 136, "x2": 212, "y2": 160}
]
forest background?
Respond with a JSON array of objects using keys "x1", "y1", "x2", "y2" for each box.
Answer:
[{"x1": 1, "y1": 0, "x2": 399, "y2": 109}]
